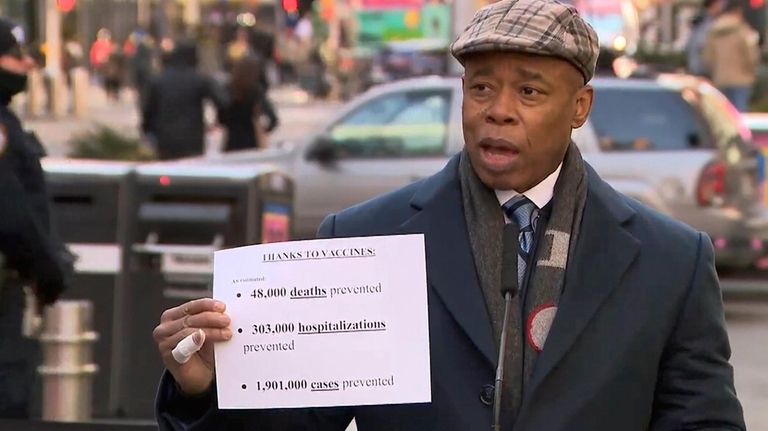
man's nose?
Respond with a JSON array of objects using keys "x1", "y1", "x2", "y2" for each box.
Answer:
[{"x1": 485, "y1": 90, "x2": 518, "y2": 125}]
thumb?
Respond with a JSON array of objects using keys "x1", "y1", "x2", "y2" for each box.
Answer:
[
  {"x1": 173, "y1": 329, "x2": 206, "y2": 364},
  {"x1": 192, "y1": 328, "x2": 206, "y2": 346}
]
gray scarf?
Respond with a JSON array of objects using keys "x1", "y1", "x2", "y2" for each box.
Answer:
[{"x1": 459, "y1": 142, "x2": 587, "y2": 420}]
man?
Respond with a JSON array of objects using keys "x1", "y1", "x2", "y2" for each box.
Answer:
[
  {"x1": 703, "y1": 0, "x2": 760, "y2": 111},
  {"x1": 686, "y1": 0, "x2": 723, "y2": 77},
  {"x1": 0, "y1": 17, "x2": 68, "y2": 418},
  {"x1": 142, "y1": 40, "x2": 226, "y2": 160},
  {"x1": 125, "y1": 27, "x2": 155, "y2": 110},
  {"x1": 152, "y1": 1, "x2": 745, "y2": 429}
]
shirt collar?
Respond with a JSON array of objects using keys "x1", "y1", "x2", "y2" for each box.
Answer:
[{"x1": 495, "y1": 162, "x2": 563, "y2": 209}]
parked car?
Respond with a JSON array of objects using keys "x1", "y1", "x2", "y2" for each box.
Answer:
[
  {"x1": 49, "y1": 74, "x2": 768, "y2": 269},
  {"x1": 742, "y1": 113, "x2": 768, "y2": 147},
  {"x1": 741, "y1": 112, "x2": 768, "y2": 205}
]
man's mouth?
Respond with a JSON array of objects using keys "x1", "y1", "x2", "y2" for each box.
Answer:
[
  {"x1": 479, "y1": 138, "x2": 520, "y2": 152},
  {"x1": 478, "y1": 138, "x2": 521, "y2": 167}
]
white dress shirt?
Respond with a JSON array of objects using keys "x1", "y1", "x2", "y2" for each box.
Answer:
[{"x1": 495, "y1": 163, "x2": 563, "y2": 217}]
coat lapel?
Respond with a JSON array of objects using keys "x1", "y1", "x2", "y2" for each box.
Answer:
[
  {"x1": 522, "y1": 167, "x2": 640, "y2": 405},
  {"x1": 398, "y1": 156, "x2": 496, "y2": 366}
]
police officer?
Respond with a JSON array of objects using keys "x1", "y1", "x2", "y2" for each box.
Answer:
[{"x1": 0, "y1": 17, "x2": 69, "y2": 418}]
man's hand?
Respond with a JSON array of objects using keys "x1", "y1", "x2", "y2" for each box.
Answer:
[{"x1": 153, "y1": 298, "x2": 232, "y2": 396}]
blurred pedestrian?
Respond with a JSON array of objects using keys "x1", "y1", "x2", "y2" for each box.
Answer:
[
  {"x1": 103, "y1": 47, "x2": 124, "y2": 102},
  {"x1": 250, "y1": 21, "x2": 277, "y2": 85},
  {"x1": 0, "y1": 18, "x2": 70, "y2": 419},
  {"x1": 141, "y1": 40, "x2": 227, "y2": 160},
  {"x1": 703, "y1": 0, "x2": 760, "y2": 111},
  {"x1": 89, "y1": 28, "x2": 113, "y2": 70},
  {"x1": 594, "y1": 47, "x2": 619, "y2": 76},
  {"x1": 124, "y1": 28, "x2": 156, "y2": 108},
  {"x1": 89, "y1": 28, "x2": 116, "y2": 93},
  {"x1": 686, "y1": 0, "x2": 724, "y2": 78},
  {"x1": 63, "y1": 38, "x2": 85, "y2": 85},
  {"x1": 250, "y1": 22, "x2": 275, "y2": 67},
  {"x1": 226, "y1": 27, "x2": 253, "y2": 72},
  {"x1": 219, "y1": 55, "x2": 278, "y2": 151}
]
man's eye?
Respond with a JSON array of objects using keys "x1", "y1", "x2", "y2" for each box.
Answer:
[
  {"x1": 521, "y1": 87, "x2": 539, "y2": 96},
  {"x1": 472, "y1": 84, "x2": 489, "y2": 92}
]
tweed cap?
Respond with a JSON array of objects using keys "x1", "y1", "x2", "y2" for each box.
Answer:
[{"x1": 451, "y1": 0, "x2": 600, "y2": 82}]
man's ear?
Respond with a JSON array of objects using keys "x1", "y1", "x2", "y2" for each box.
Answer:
[{"x1": 572, "y1": 85, "x2": 593, "y2": 129}]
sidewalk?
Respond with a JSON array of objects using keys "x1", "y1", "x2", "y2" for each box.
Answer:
[
  {"x1": 22, "y1": 83, "x2": 340, "y2": 158},
  {"x1": 23, "y1": 85, "x2": 140, "y2": 158}
]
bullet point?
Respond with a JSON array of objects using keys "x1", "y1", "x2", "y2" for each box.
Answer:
[
  {"x1": 237, "y1": 293, "x2": 242, "y2": 298},
  {"x1": 242, "y1": 384, "x2": 247, "y2": 389},
  {"x1": 238, "y1": 328, "x2": 243, "y2": 333}
]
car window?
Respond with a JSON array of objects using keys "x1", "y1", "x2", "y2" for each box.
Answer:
[
  {"x1": 589, "y1": 87, "x2": 712, "y2": 151},
  {"x1": 328, "y1": 89, "x2": 451, "y2": 158}
]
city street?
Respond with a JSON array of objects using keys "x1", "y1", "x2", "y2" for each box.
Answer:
[
  {"x1": 23, "y1": 84, "x2": 340, "y2": 158},
  {"x1": 23, "y1": 86, "x2": 768, "y2": 429}
]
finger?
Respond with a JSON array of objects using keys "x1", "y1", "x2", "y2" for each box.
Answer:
[
  {"x1": 160, "y1": 298, "x2": 220, "y2": 323},
  {"x1": 154, "y1": 312, "x2": 230, "y2": 340},
  {"x1": 159, "y1": 327, "x2": 198, "y2": 354},
  {"x1": 161, "y1": 298, "x2": 225, "y2": 323},
  {"x1": 184, "y1": 311, "x2": 231, "y2": 330},
  {"x1": 159, "y1": 327, "x2": 233, "y2": 354},
  {"x1": 161, "y1": 298, "x2": 226, "y2": 323},
  {"x1": 172, "y1": 329, "x2": 206, "y2": 364},
  {"x1": 200, "y1": 327, "x2": 233, "y2": 343}
]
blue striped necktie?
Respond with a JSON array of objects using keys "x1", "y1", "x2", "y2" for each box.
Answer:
[{"x1": 502, "y1": 195, "x2": 540, "y2": 288}]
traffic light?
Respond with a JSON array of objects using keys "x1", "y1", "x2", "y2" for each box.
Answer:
[
  {"x1": 56, "y1": 0, "x2": 77, "y2": 13},
  {"x1": 319, "y1": 0, "x2": 335, "y2": 20},
  {"x1": 282, "y1": 0, "x2": 315, "y2": 16},
  {"x1": 282, "y1": 0, "x2": 299, "y2": 14}
]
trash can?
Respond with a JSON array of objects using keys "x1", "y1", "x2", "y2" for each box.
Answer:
[
  {"x1": 117, "y1": 162, "x2": 293, "y2": 418},
  {"x1": 43, "y1": 159, "x2": 135, "y2": 418}
]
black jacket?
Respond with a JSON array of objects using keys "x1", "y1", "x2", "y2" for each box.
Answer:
[
  {"x1": 219, "y1": 86, "x2": 278, "y2": 151},
  {"x1": 142, "y1": 46, "x2": 226, "y2": 160},
  {"x1": 0, "y1": 103, "x2": 66, "y2": 304}
]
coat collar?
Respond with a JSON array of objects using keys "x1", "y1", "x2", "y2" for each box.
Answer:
[{"x1": 399, "y1": 154, "x2": 497, "y2": 366}]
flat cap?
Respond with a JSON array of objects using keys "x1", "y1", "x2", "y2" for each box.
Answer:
[{"x1": 451, "y1": 0, "x2": 600, "y2": 82}]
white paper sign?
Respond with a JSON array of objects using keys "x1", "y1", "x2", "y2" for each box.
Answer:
[{"x1": 213, "y1": 234, "x2": 431, "y2": 409}]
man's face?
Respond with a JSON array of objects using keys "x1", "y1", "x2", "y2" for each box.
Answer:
[
  {"x1": 0, "y1": 46, "x2": 34, "y2": 76},
  {"x1": 461, "y1": 51, "x2": 593, "y2": 192}
]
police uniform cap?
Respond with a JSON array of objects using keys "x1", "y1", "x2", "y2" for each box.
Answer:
[{"x1": 0, "y1": 18, "x2": 24, "y2": 57}]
